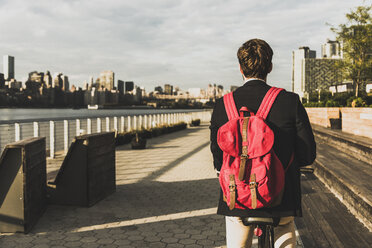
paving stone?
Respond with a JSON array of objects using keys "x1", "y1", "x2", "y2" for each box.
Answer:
[
  {"x1": 185, "y1": 230, "x2": 202, "y2": 235},
  {"x1": 32, "y1": 245, "x2": 50, "y2": 248},
  {"x1": 184, "y1": 245, "x2": 203, "y2": 248},
  {"x1": 161, "y1": 237, "x2": 179, "y2": 243},
  {"x1": 80, "y1": 243, "x2": 100, "y2": 248},
  {"x1": 174, "y1": 233, "x2": 191, "y2": 239},
  {"x1": 166, "y1": 244, "x2": 185, "y2": 248},
  {"x1": 80, "y1": 236, "x2": 98, "y2": 243},
  {"x1": 15, "y1": 236, "x2": 35, "y2": 243},
  {"x1": 179, "y1": 238, "x2": 197, "y2": 245},
  {"x1": 96, "y1": 238, "x2": 115, "y2": 244},
  {"x1": 113, "y1": 239, "x2": 131, "y2": 245},
  {"x1": 190, "y1": 234, "x2": 208, "y2": 240},
  {"x1": 207, "y1": 235, "x2": 225, "y2": 241},
  {"x1": 64, "y1": 235, "x2": 82, "y2": 242},
  {"x1": 148, "y1": 242, "x2": 167, "y2": 247},
  {"x1": 99, "y1": 244, "x2": 119, "y2": 248},
  {"x1": 158, "y1": 232, "x2": 174, "y2": 238},
  {"x1": 145, "y1": 236, "x2": 162, "y2": 242},
  {"x1": 65, "y1": 241, "x2": 83, "y2": 247},
  {"x1": 31, "y1": 237, "x2": 50, "y2": 244},
  {"x1": 127, "y1": 235, "x2": 145, "y2": 241},
  {"x1": 197, "y1": 239, "x2": 215, "y2": 246}
]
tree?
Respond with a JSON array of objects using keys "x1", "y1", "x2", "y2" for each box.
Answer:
[{"x1": 331, "y1": 5, "x2": 372, "y2": 96}]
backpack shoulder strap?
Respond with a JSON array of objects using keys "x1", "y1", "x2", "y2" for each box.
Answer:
[
  {"x1": 223, "y1": 92, "x2": 239, "y2": 120},
  {"x1": 256, "y1": 87, "x2": 284, "y2": 119}
]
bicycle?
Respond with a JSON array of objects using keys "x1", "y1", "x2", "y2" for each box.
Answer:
[{"x1": 241, "y1": 217, "x2": 280, "y2": 248}]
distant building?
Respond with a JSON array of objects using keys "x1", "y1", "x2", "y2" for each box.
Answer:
[
  {"x1": 8, "y1": 79, "x2": 21, "y2": 89},
  {"x1": 99, "y1": 70, "x2": 115, "y2": 90},
  {"x1": 366, "y1": 83, "x2": 372, "y2": 93},
  {"x1": 53, "y1": 73, "x2": 63, "y2": 88},
  {"x1": 164, "y1": 84, "x2": 173, "y2": 95},
  {"x1": 321, "y1": 39, "x2": 342, "y2": 59},
  {"x1": 292, "y1": 47, "x2": 316, "y2": 98},
  {"x1": 154, "y1": 86, "x2": 163, "y2": 94},
  {"x1": 29, "y1": 71, "x2": 44, "y2": 84},
  {"x1": 3, "y1": 55, "x2": 15, "y2": 80},
  {"x1": 117, "y1": 80, "x2": 124, "y2": 94},
  {"x1": 0, "y1": 73, "x2": 5, "y2": 88},
  {"x1": 188, "y1": 88, "x2": 203, "y2": 98},
  {"x1": 125, "y1": 81, "x2": 134, "y2": 92},
  {"x1": 61, "y1": 75, "x2": 69, "y2": 91},
  {"x1": 207, "y1": 84, "x2": 216, "y2": 98},
  {"x1": 43, "y1": 71, "x2": 52, "y2": 88}
]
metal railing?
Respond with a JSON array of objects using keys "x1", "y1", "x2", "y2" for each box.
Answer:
[{"x1": 0, "y1": 110, "x2": 212, "y2": 158}]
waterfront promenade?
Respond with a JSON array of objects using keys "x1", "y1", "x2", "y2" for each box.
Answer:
[
  {"x1": 0, "y1": 125, "x2": 304, "y2": 248},
  {"x1": 1, "y1": 124, "x2": 371, "y2": 247}
]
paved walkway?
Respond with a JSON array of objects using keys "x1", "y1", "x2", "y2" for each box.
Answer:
[{"x1": 0, "y1": 125, "x2": 304, "y2": 248}]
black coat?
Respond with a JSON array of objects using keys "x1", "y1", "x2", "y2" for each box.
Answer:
[{"x1": 209, "y1": 80, "x2": 316, "y2": 218}]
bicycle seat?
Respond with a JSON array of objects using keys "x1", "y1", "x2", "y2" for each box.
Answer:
[{"x1": 241, "y1": 217, "x2": 277, "y2": 226}]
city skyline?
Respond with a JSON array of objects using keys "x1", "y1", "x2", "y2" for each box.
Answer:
[{"x1": 0, "y1": 0, "x2": 366, "y2": 91}]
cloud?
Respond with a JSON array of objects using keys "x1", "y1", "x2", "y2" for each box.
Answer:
[{"x1": 0, "y1": 0, "x2": 367, "y2": 91}]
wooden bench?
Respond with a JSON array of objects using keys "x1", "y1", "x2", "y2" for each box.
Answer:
[
  {"x1": 0, "y1": 137, "x2": 46, "y2": 233},
  {"x1": 47, "y1": 132, "x2": 116, "y2": 207}
]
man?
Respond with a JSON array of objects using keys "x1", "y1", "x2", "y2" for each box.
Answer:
[{"x1": 210, "y1": 39, "x2": 316, "y2": 247}]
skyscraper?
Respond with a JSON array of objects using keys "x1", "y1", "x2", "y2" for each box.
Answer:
[
  {"x1": 292, "y1": 47, "x2": 316, "y2": 98},
  {"x1": 99, "y1": 71, "x2": 115, "y2": 90},
  {"x1": 3, "y1": 55, "x2": 15, "y2": 80},
  {"x1": 292, "y1": 46, "x2": 342, "y2": 100},
  {"x1": 321, "y1": 39, "x2": 342, "y2": 59}
]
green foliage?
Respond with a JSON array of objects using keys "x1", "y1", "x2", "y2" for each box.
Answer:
[
  {"x1": 331, "y1": 5, "x2": 372, "y2": 97},
  {"x1": 346, "y1": 97, "x2": 368, "y2": 107},
  {"x1": 304, "y1": 91, "x2": 372, "y2": 107}
]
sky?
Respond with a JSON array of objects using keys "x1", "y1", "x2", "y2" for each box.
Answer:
[{"x1": 0, "y1": 0, "x2": 369, "y2": 91}]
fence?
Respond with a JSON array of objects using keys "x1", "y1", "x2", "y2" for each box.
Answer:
[{"x1": 0, "y1": 110, "x2": 212, "y2": 158}]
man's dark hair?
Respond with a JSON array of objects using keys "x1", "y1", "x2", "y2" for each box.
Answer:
[{"x1": 237, "y1": 39, "x2": 273, "y2": 79}]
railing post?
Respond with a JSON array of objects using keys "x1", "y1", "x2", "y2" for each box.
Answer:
[
  {"x1": 120, "y1": 116, "x2": 125, "y2": 132},
  {"x1": 33, "y1": 121, "x2": 39, "y2": 137},
  {"x1": 144, "y1": 115, "x2": 148, "y2": 130},
  {"x1": 167, "y1": 114, "x2": 171, "y2": 125},
  {"x1": 106, "y1": 117, "x2": 110, "y2": 132},
  {"x1": 50, "y1": 121, "x2": 55, "y2": 158},
  {"x1": 76, "y1": 119, "x2": 81, "y2": 136},
  {"x1": 139, "y1": 115, "x2": 142, "y2": 129},
  {"x1": 15, "y1": 123, "x2": 20, "y2": 141},
  {"x1": 157, "y1": 114, "x2": 160, "y2": 127},
  {"x1": 64, "y1": 120, "x2": 69, "y2": 154},
  {"x1": 97, "y1": 118, "x2": 101, "y2": 133},
  {"x1": 133, "y1": 116, "x2": 137, "y2": 130},
  {"x1": 128, "y1": 116, "x2": 132, "y2": 132},
  {"x1": 149, "y1": 115, "x2": 152, "y2": 129},
  {"x1": 114, "y1": 117, "x2": 118, "y2": 133},
  {"x1": 87, "y1": 118, "x2": 92, "y2": 134}
]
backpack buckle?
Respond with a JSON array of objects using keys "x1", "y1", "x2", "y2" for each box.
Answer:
[{"x1": 249, "y1": 181, "x2": 256, "y2": 189}]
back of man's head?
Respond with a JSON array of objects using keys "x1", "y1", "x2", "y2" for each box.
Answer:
[{"x1": 237, "y1": 39, "x2": 273, "y2": 79}]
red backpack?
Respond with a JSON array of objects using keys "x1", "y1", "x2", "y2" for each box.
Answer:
[{"x1": 217, "y1": 87, "x2": 293, "y2": 210}]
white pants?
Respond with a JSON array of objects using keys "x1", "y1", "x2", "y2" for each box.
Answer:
[{"x1": 225, "y1": 216, "x2": 296, "y2": 248}]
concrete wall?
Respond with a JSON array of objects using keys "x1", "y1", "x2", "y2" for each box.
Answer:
[
  {"x1": 306, "y1": 107, "x2": 372, "y2": 139},
  {"x1": 305, "y1": 107, "x2": 340, "y2": 128},
  {"x1": 340, "y1": 108, "x2": 372, "y2": 138}
]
